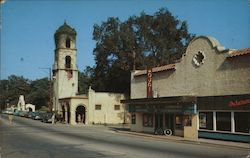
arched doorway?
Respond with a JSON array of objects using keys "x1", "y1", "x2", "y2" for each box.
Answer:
[
  {"x1": 75, "y1": 105, "x2": 86, "y2": 124},
  {"x1": 62, "y1": 105, "x2": 65, "y2": 123},
  {"x1": 66, "y1": 103, "x2": 70, "y2": 124},
  {"x1": 60, "y1": 102, "x2": 70, "y2": 124},
  {"x1": 28, "y1": 107, "x2": 32, "y2": 112}
]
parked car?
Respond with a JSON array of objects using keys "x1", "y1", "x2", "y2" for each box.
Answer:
[
  {"x1": 19, "y1": 111, "x2": 28, "y2": 117},
  {"x1": 4, "y1": 110, "x2": 14, "y2": 115},
  {"x1": 27, "y1": 111, "x2": 34, "y2": 118},
  {"x1": 31, "y1": 112, "x2": 44, "y2": 120},
  {"x1": 41, "y1": 113, "x2": 53, "y2": 123},
  {"x1": 13, "y1": 110, "x2": 21, "y2": 116}
]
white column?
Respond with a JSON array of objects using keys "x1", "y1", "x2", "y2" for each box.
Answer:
[
  {"x1": 213, "y1": 111, "x2": 216, "y2": 131},
  {"x1": 231, "y1": 111, "x2": 235, "y2": 133},
  {"x1": 197, "y1": 111, "x2": 200, "y2": 130}
]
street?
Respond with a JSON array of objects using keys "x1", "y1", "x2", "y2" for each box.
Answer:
[{"x1": 0, "y1": 114, "x2": 249, "y2": 158}]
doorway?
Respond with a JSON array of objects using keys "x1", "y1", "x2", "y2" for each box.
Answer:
[
  {"x1": 75, "y1": 105, "x2": 86, "y2": 124},
  {"x1": 155, "y1": 113, "x2": 163, "y2": 131},
  {"x1": 28, "y1": 107, "x2": 32, "y2": 112},
  {"x1": 165, "y1": 113, "x2": 174, "y2": 134}
]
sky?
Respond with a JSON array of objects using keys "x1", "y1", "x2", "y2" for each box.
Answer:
[{"x1": 0, "y1": 0, "x2": 249, "y2": 80}]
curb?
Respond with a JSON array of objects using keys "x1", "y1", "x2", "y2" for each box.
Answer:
[{"x1": 115, "y1": 130, "x2": 250, "y2": 150}]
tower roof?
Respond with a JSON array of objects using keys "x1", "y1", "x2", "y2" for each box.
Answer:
[{"x1": 55, "y1": 21, "x2": 76, "y2": 36}]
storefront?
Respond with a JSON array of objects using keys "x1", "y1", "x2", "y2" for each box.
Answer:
[
  {"x1": 122, "y1": 96, "x2": 198, "y2": 138},
  {"x1": 123, "y1": 36, "x2": 250, "y2": 141},
  {"x1": 197, "y1": 94, "x2": 250, "y2": 142}
]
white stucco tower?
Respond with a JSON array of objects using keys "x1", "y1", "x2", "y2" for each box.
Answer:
[{"x1": 52, "y1": 22, "x2": 78, "y2": 112}]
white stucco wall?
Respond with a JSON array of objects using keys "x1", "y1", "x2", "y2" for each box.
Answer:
[{"x1": 88, "y1": 88, "x2": 128, "y2": 124}]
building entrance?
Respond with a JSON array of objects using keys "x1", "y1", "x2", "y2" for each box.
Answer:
[
  {"x1": 165, "y1": 113, "x2": 174, "y2": 134},
  {"x1": 155, "y1": 113, "x2": 163, "y2": 131},
  {"x1": 75, "y1": 105, "x2": 86, "y2": 124}
]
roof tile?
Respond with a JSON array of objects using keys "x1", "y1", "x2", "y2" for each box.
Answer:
[{"x1": 228, "y1": 48, "x2": 250, "y2": 57}]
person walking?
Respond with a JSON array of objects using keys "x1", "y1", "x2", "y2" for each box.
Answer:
[
  {"x1": 52, "y1": 112, "x2": 55, "y2": 124},
  {"x1": 8, "y1": 114, "x2": 13, "y2": 125}
]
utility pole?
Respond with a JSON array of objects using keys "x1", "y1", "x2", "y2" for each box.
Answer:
[
  {"x1": 133, "y1": 50, "x2": 136, "y2": 71},
  {"x1": 39, "y1": 67, "x2": 52, "y2": 112}
]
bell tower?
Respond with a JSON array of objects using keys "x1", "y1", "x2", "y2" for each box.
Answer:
[{"x1": 52, "y1": 22, "x2": 78, "y2": 112}]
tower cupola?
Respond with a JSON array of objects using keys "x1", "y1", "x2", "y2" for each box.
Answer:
[{"x1": 54, "y1": 22, "x2": 77, "y2": 49}]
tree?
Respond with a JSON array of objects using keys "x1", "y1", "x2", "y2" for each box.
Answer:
[
  {"x1": 0, "y1": 76, "x2": 50, "y2": 110},
  {"x1": 6, "y1": 75, "x2": 31, "y2": 106},
  {"x1": 91, "y1": 8, "x2": 194, "y2": 95},
  {"x1": 27, "y1": 77, "x2": 50, "y2": 110},
  {"x1": 78, "y1": 66, "x2": 94, "y2": 94}
]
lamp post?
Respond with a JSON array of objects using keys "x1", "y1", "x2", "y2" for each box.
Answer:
[{"x1": 39, "y1": 67, "x2": 52, "y2": 112}]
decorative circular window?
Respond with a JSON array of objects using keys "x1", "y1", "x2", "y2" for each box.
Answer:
[{"x1": 192, "y1": 51, "x2": 205, "y2": 67}]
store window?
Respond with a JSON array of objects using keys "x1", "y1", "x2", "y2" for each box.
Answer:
[
  {"x1": 216, "y1": 112, "x2": 231, "y2": 132},
  {"x1": 143, "y1": 113, "x2": 153, "y2": 127},
  {"x1": 175, "y1": 114, "x2": 183, "y2": 129},
  {"x1": 183, "y1": 115, "x2": 192, "y2": 126},
  {"x1": 199, "y1": 112, "x2": 213, "y2": 130},
  {"x1": 235, "y1": 112, "x2": 250, "y2": 133},
  {"x1": 131, "y1": 114, "x2": 136, "y2": 124}
]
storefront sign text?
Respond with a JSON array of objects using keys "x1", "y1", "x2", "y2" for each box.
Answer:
[
  {"x1": 147, "y1": 69, "x2": 153, "y2": 98},
  {"x1": 228, "y1": 99, "x2": 250, "y2": 107}
]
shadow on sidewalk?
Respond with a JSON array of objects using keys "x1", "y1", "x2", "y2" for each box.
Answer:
[{"x1": 108, "y1": 125, "x2": 130, "y2": 132}]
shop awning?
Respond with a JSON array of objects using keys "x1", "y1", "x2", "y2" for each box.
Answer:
[
  {"x1": 121, "y1": 96, "x2": 196, "y2": 105},
  {"x1": 121, "y1": 96, "x2": 197, "y2": 114}
]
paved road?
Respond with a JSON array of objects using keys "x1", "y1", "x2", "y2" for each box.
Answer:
[{"x1": 0, "y1": 114, "x2": 249, "y2": 158}]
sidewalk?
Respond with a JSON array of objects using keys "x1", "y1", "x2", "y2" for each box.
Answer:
[{"x1": 113, "y1": 128, "x2": 250, "y2": 150}]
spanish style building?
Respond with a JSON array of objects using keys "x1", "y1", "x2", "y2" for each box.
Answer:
[
  {"x1": 122, "y1": 36, "x2": 250, "y2": 142},
  {"x1": 52, "y1": 22, "x2": 129, "y2": 125}
]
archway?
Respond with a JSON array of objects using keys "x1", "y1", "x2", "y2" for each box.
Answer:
[
  {"x1": 66, "y1": 103, "x2": 70, "y2": 124},
  {"x1": 28, "y1": 107, "x2": 32, "y2": 112},
  {"x1": 25, "y1": 104, "x2": 35, "y2": 112},
  {"x1": 75, "y1": 105, "x2": 86, "y2": 124},
  {"x1": 62, "y1": 105, "x2": 65, "y2": 123}
]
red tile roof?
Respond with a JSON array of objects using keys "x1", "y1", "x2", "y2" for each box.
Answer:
[{"x1": 228, "y1": 48, "x2": 250, "y2": 57}]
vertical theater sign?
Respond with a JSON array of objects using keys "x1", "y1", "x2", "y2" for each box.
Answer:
[{"x1": 147, "y1": 69, "x2": 153, "y2": 98}]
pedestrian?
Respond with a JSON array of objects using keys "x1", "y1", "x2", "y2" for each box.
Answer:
[
  {"x1": 8, "y1": 114, "x2": 13, "y2": 125},
  {"x1": 52, "y1": 112, "x2": 55, "y2": 124},
  {"x1": 78, "y1": 114, "x2": 81, "y2": 124}
]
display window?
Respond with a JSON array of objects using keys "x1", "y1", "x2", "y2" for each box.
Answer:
[
  {"x1": 183, "y1": 115, "x2": 192, "y2": 126},
  {"x1": 235, "y1": 112, "x2": 250, "y2": 133},
  {"x1": 199, "y1": 112, "x2": 213, "y2": 130},
  {"x1": 175, "y1": 114, "x2": 183, "y2": 129},
  {"x1": 143, "y1": 113, "x2": 153, "y2": 127},
  {"x1": 216, "y1": 112, "x2": 231, "y2": 132},
  {"x1": 131, "y1": 114, "x2": 136, "y2": 124}
]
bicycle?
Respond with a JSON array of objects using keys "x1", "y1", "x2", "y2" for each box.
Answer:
[{"x1": 154, "y1": 128, "x2": 172, "y2": 136}]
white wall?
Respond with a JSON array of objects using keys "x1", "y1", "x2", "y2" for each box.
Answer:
[{"x1": 88, "y1": 88, "x2": 128, "y2": 124}]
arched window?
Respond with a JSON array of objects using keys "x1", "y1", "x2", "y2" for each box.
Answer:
[
  {"x1": 65, "y1": 56, "x2": 71, "y2": 68},
  {"x1": 66, "y1": 38, "x2": 71, "y2": 48}
]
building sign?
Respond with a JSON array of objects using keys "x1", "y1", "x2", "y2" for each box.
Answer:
[
  {"x1": 198, "y1": 94, "x2": 250, "y2": 110},
  {"x1": 228, "y1": 99, "x2": 250, "y2": 107},
  {"x1": 128, "y1": 104, "x2": 196, "y2": 114},
  {"x1": 147, "y1": 69, "x2": 153, "y2": 98}
]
